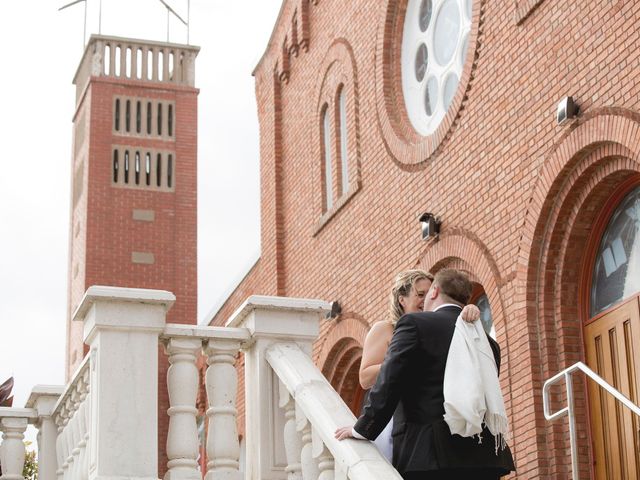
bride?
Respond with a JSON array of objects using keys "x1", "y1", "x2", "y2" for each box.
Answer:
[{"x1": 358, "y1": 269, "x2": 479, "y2": 462}]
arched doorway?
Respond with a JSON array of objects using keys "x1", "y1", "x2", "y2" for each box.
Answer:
[
  {"x1": 317, "y1": 317, "x2": 369, "y2": 415},
  {"x1": 582, "y1": 182, "x2": 640, "y2": 479}
]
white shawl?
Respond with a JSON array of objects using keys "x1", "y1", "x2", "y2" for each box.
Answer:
[{"x1": 443, "y1": 315, "x2": 509, "y2": 452}]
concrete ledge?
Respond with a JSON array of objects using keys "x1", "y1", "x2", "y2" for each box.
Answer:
[{"x1": 225, "y1": 295, "x2": 332, "y2": 328}]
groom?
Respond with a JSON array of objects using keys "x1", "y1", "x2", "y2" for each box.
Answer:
[{"x1": 335, "y1": 268, "x2": 514, "y2": 479}]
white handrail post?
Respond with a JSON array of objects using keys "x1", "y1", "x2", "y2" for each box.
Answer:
[
  {"x1": 225, "y1": 296, "x2": 331, "y2": 480},
  {"x1": 74, "y1": 286, "x2": 174, "y2": 480},
  {"x1": 26, "y1": 386, "x2": 64, "y2": 480},
  {"x1": 565, "y1": 371, "x2": 579, "y2": 479}
]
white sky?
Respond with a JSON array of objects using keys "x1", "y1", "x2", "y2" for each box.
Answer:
[{"x1": 0, "y1": 0, "x2": 282, "y2": 437}]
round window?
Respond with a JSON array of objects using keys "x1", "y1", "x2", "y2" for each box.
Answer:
[
  {"x1": 401, "y1": 0, "x2": 473, "y2": 135},
  {"x1": 590, "y1": 186, "x2": 640, "y2": 316}
]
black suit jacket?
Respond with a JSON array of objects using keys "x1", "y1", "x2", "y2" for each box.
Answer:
[{"x1": 354, "y1": 305, "x2": 514, "y2": 477}]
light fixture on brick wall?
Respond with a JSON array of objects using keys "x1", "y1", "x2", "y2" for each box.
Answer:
[
  {"x1": 557, "y1": 96, "x2": 579, "y2": 125},
  {"x1": 325, "y1": 301, "x2": 342, "y2": 320},
  {"x1": 419, "y1": 212, "x2": 441, "y2": 240}
]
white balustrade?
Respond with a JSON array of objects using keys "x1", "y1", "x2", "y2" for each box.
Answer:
[
  {"x1": 161, "y1": 324, "x2": 249, "y2": 480},
  {"x1": 2, "y1": 291, "x2": 406, "y2": 480},
  {"x1": 164, "y1": 336, "x2": 201, "y2": 480},
  {"x1": 74, "y1": 35, "x2": 200, "y2": 101}
]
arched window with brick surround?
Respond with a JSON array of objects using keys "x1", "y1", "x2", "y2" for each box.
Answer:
[{"x1": 314, "y1": 40, "x2": 362, "y2": 232}]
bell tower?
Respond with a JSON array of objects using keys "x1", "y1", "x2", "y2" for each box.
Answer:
[{"x1": 66, "y1": 35, "x2": 199, "y2": 470}]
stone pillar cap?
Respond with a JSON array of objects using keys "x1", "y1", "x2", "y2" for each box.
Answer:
[
  {"x1": 225, "y1": 295, "x2": 332, "y2": 328},
  {"x1": 25, "y1": 385, "x2": 64, "y2": 408},
  {"x1": 73, "y1": 285, "x2": 176, "y2": 322}
]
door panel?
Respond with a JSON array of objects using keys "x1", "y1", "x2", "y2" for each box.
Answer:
[{"x1": 584, "y1": 296, "x2": 640, "y2": 479}]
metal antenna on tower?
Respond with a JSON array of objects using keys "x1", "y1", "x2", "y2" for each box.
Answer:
[
  {"x1": 158, "y1": 0, "x2": 187, "y2": 43},
  {"x1": 59, "y1": 0, "x2": 87, "y2": 48}
]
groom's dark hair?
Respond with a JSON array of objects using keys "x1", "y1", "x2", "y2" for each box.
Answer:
[{"x1": 433, "y1": 269, "x2": 472, "y2": 305}]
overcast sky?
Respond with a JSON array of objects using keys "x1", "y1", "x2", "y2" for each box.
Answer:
[{"x1": 0, "y1": 0, "x2": 281, "y2": 433}]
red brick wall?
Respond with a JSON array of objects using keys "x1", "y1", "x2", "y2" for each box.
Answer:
[
  {"x1": 67, "y1": 74, "x2": 198, "y2": 475},
  {"x1": 210, "y1": 1, "x2": 640, "y2": 478}
]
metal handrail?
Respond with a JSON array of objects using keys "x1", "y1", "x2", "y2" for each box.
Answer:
[{"x1": 542, "y1": 361, "x2": 640, "y2": 479}]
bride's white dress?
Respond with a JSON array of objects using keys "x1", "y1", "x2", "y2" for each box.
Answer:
[{"x1": 373, "y1": 416, "x2": 393, "y2": 462}]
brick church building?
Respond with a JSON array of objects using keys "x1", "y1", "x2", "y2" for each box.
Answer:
[
  {"x1": 207, "y1": 0, "x2": 640, "y2": 478},
  {"x1": 62, "y1": 1, "x2": 640, "y2": 479}
]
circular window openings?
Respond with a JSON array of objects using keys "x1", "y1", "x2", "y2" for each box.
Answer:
[{"x1": 401, "y1": 0, "x2": 472, "y2": 136}]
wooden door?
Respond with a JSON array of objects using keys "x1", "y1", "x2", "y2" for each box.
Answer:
[{"x1": 584, "y1": 296, "x2": 640, "y2": 479}]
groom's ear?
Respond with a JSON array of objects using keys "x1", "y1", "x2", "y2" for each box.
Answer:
[{"x1": 429, "y1": 284, "x2": 439, "y2": 299}]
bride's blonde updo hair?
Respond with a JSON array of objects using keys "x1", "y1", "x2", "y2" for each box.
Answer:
[{"x1": 388, "y1": 269, "x2": 433, "y2": 326}]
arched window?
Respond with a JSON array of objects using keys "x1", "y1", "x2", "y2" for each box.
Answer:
[
  {"x1": 591, "y1": 186, "x2": 640, "y2": 316},
  {"x1": 338, "y1": 87, "x2": 349, "y2": 196},
  {"x1": 321, "y1": 106, "x2": 333, "y2": 211}
]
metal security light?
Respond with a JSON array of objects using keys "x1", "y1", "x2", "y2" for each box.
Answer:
[
  {"x1": 557, "y1": 96, "x2": 579, "y2": 125},
  {"x1": 325, "y1": 301, "x2": 342, "y2": 320},
  {"x1": 419, "y1": 212, "x2": 441, "y2": 240}
]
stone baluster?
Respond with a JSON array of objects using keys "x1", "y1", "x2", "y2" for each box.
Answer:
[
  {"x1": 58, "y1": 409, "x2": 70, "y2": 480},
  {"x1": 296, "y1": 407, "x2": 319, "y2": 480},
  {"x1": 81, "y1": 389, "x2": 91, "y2": 480},
  {"x1": 76, "y1": 372, "x2": 89, "y2": 480},
  {"x1": 204, "y1": 337, "x2": 242, "y2": 480},
  {"x1": 311, "y1": 428, "x2": 334, "y2": 480},
  {"x1": 141, "y1": 46, "x2": 149, "y2": 81},
  {"x1": 119, "y1": 44, "x2": 126, "y2": 78},
  {"x1": 131, "y1": 45, "x2": 138, "y2": 80},
  {"x1": 164, "y1": 337, "x2": 201, "y2": 480},
  {"x1": 108, "y1": 42, "x2": 116, "y2": 77},
  {"x1": 55, "y1": 412, "x2": 66, "y2": 480},
  {"x1": 0, "y1": 416, "x2": 28, "y2": 480},
  {"x1": 162, "y1": 48, "x2": 170, "y2": 82},
  {"x1": 70, "y1": 392, "x2": 82, "y2": 480},
  {"x1": 64, "y1": 398, "x2": 76, "y2": 480},
  {"x1": 279, "y1": 380, "x2": 302, "y2": 480}
]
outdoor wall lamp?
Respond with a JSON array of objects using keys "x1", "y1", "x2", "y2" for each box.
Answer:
[
  {"x1": 419, "y1": 212, "x2": 441, "y2": 240},
  {"x1": 325, "y1": 301, "x2": 342, "y2": 320},
  {"x1": 557, "y1": 96, "x2": 579, "y2": 125}
]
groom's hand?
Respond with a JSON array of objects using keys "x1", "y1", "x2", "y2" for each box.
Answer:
[
  {"x1": 461, "y1": 304, "x2": 480, "y2": 323},
  {"x1": 334, "y1": 425, "x2": 355, "y2": 440}
]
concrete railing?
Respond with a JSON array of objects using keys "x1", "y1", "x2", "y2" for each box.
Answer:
[
  {"x1": 0, "y1": 289, "x2": 401, "y2": 480},
  {"x1": 73, "y1": 35, "x2": 199, "y2": 101}
]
